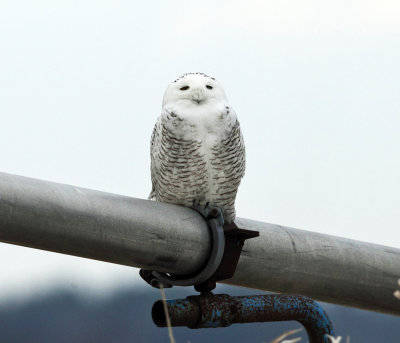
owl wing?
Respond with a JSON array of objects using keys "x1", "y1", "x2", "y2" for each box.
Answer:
[
  {"x1": 148, "y1": 120, "x2": 159, "y2": 200},
  {"x1": 149, "y1": 108, "x2": 245, "y2": 223},
  {"x1": 209, "y1": 116, "x2": 245, "y2": 222}
]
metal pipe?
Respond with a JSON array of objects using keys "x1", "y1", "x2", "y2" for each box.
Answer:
[
  {"x1": 0, "y1": 172, "x2": 399, "y2": 315},
  {"x1": 231, "y1": 217, "x2": 400, "y2": 316},
  {"x1": 0, "y1": 172, "x2": 210, "y2": 275},
  {"x1": 152, "y1": 294, "x2": 334, "y2": 343}
]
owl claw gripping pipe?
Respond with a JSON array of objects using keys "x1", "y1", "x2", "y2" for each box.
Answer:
[{"x1": 140, "y1": 205, "x2": 259, "y2": 291}]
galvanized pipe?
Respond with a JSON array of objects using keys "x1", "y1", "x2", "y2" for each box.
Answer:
[
  {"x1": 0, "y1": 172, "x2": 211, "y2": 275},
  {"x1": 152, "y1": 294, "x2": 334, "y2": 343},
  {"x1": 232, "y1": 218, "x2": 400, "y2": 316},
  {"x1": 0, "y1": 172, "x2": 399, "y2": 315}
]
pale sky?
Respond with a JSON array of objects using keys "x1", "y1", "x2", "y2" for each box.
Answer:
[{"x1": 0, "y1": 0, "x2": 399, "y2": 301}]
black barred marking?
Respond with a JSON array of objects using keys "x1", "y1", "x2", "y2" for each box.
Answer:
[
  {"x1": 173, "y1": 72, "x2": 215, "y2": 83},
  {"x1": 149, "y1": 114, "x2": 245, "y2": 223}
]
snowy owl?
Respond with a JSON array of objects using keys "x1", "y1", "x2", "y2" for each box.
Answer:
[{"x1": 149, "y1": 73, "x2": 245, "y2": 223}]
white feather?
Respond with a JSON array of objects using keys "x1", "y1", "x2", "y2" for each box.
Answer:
[{"x1": 150, "y1": 73, "x2": 245, "y2": 223}]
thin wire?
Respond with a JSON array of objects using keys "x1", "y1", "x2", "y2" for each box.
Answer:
[
  {"x1": 269, "y1": 328, "x2": 302, "y2": 343},
  {"x1": 159, "y1": 283, "x2": 176, "y2": 343}
]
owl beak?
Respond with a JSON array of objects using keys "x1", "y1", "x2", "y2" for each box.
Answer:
[{"x1": 191, "y1": 90, "x2": 205, "y2": 104}]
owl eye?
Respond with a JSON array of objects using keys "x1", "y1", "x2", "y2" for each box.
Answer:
[
  {"x1": 180, "y1": 86, "x2": 189, "y2": 91},
  {"x1": 206, "y1": 85, "x2": 213, "y2": 90}
]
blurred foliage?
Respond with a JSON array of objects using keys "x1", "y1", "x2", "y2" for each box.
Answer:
[{"x1": 0, "y1": 285, "x2": 398, "y2": 343}]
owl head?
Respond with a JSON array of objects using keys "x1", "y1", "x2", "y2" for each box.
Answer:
[{"x1": 162, "y1": 73, "x2": 228, "y2": 108}]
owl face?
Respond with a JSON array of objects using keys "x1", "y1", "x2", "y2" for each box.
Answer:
[{"x1": 162, "y1": 73, "x2": 228, "y2": 108}]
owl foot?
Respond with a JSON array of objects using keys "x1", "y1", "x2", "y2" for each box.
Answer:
[
  {"x1": 140, "y1": 201, "x2": 259, "y2": 292},
  {"x1": 192, "y1": 200, "x2": 224, "y2": 227}
]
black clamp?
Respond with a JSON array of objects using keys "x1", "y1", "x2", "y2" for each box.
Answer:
[{"x1": 140, "y1": 208, "x2": 259, "y2": 293}]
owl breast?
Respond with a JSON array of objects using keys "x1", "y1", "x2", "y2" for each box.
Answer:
[{"x1": 149, "y1": 106, "x2": 245, "y2": 223}]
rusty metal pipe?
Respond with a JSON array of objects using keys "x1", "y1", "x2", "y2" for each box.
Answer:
[{"x1": 152, "y1": 294, "x2": 334, "y2": 343}]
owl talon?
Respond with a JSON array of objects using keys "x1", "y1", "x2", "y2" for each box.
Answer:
[
  {"x1": 210, "y1": 207, "x2": 224, "y2": 227},
  {"x1": 192, "y1": 202, "x2": 224, "y2": 227}
]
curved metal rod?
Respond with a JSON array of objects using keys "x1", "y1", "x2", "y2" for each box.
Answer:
[
  {"x1": 152, "y1": 294, "x2": 335, "y2": 343},
  {"x1": 151, "y1": 217, "x2": 225, "y2": 286}
]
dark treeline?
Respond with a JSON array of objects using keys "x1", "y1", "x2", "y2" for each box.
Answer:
[{"x1": 0, "y1": 285, "x2": 398, "y2": 342}]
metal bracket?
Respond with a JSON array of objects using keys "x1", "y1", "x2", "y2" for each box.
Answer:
[{"x1": 140, "y1": 209, "x2": 259, "y2": 291}]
